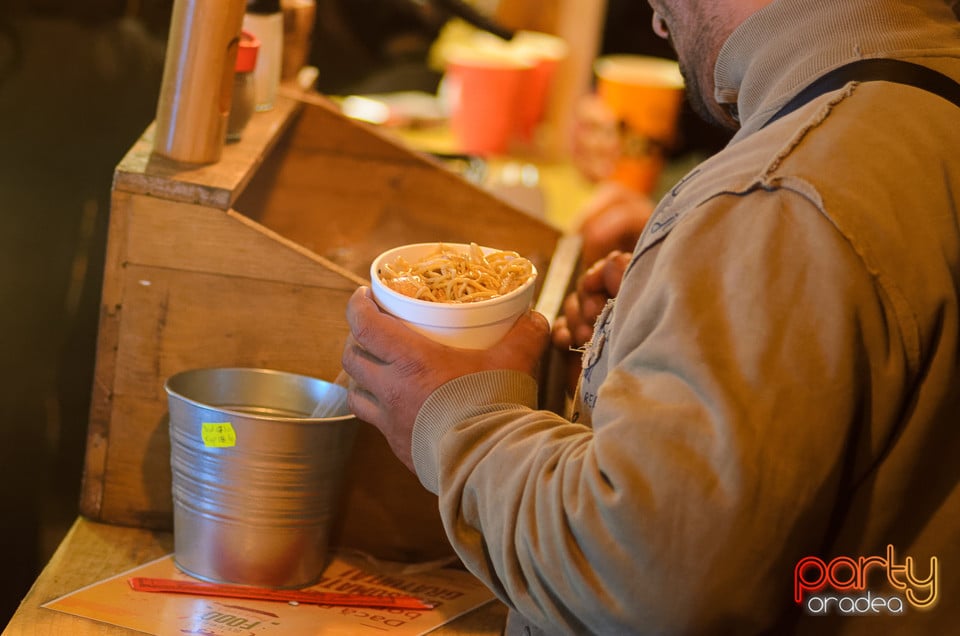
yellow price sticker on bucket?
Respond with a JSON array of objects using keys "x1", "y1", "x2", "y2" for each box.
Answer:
[{"x1": 201, "y1": 422, "x2": 237, "y2": 448}]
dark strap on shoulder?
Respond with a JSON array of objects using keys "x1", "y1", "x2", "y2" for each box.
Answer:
[{"x1": 763, "y1": 58, "x2": 960, "y2": 128}]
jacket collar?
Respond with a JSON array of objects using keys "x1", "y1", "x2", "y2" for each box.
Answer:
[{"x1": 714, "y1": 0, "x2": 960, "y2": 141}]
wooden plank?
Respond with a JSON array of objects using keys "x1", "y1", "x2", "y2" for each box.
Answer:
[
  {"x1": 122, "y1": 194, "x2": 365, "y2": 289},
  {"x1": 81, "y1": 189, "x2": 134, "y2": 520},
  {"x1": 84, "y1": 262, "x2": 354, "y2": 527},
  {"x1": 109, "y1": 263, "x2": 352, "y2": 400},
  {"x1": 113, "y1": 92, "x2": 303, "y2": 210},
  {"x1": 3, "y1": 517, "x2": 507, "y2": 635},
  {"x1": 535, "y1": 234, "x2": 581, "y2": 416},
  {"x1": 82, "y1": 186, "x2": 365, "y2": 525},
  {"x1": 3, "y1": 519, "x2": 175, "y2": 636},
  {"x1": 279, "y1": 90, "x2": 434, "y2": 164},
  {"x1": 331, "y1": 420, "x2": 454, "y2": 561},
  {"x1": 236, "y1": 104, "x2": 562, "y2": 281},
  {"x1": 96, "y1": 394, "x2": 173, "y2": 529},
  {"x1": 83, "y1": 66, "x2": 575, "y2": 561},
  {"x1": 533, "y1": 233, "x2": 582, "y2": 327},
  {"x1": 90, "y1": 263, "x2": 454, "y2": 560}
]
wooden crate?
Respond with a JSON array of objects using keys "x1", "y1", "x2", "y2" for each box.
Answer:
[{"x1": 79, "y1": 90, "x2": 571, "y2": 562}]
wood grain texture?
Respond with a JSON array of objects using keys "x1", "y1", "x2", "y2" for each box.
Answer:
[
  {"x1": 235, "y1": 98, "x2": 562, "y2": 283},
  {"x1": 114, "y1": 93, "x2": 304, "y2": 210},
  {"x1": 2, "y1": 517, "x2": 507, "y2": 635},
  {"x1": 82, "y1": 85, "x2": 567, "y2": 563}
]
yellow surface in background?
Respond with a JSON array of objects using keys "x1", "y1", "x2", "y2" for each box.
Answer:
[
  {"x1": 392, "y1": 124, "x2": 596, "y2": 233},
  {"x1": 384, "y1": 117, "x2": 705, "y2": 236}
]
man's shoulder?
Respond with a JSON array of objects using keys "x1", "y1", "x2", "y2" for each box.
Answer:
[
  {"x1": 638, "y1": 74, "x2": 960, "y2": 255},
  {"x1": 636, "y1": 121, "x2": 827, "y2": 254}
]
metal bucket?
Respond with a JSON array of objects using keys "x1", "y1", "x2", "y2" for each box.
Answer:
[{"x1": 165, "y1": 367, "x2": 357, "y2": 589}]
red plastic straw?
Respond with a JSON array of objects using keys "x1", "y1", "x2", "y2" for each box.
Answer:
[{"x1": 129, "y1": 577, "x2": 435, "y2": 611}]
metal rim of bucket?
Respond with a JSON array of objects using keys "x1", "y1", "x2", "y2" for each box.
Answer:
[{"x1": 164, "y1": 367, "x2": 353, "y2": 422}]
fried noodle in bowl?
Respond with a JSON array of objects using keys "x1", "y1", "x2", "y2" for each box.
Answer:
[
  {"x1": 379, "y1": 242, "x2": 535, "y2": 303},
  {"x1": 370, "y1": 242, "x2": 538, "y2": 349}
]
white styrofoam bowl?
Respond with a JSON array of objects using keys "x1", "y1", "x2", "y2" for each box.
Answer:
[{"x1": 370, "y1": 242, "x2": 538, "y2": 350}]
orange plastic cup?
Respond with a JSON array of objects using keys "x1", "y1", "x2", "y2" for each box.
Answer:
[
  {"x1": 594, "y1": 55, "x2": 685, "y2": 194},
  {"x1": 444, "y1": 51, "x2": 534, "y2": 156}
]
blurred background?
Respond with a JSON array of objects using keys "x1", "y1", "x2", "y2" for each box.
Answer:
[
  {"x1": 0, "y1": 0, "x2": 729, "y2": 624},
  {"x1": 0, "y1": 0, "x2": 168, "y2": 623}
]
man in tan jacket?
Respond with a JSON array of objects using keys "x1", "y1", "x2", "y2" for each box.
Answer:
[{"x1": 342, "y1": 0, "x2": 960, "y2": 633}]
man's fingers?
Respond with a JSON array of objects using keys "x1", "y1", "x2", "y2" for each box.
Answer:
[
  {"x1": 603, "y1": 252, "x2": 633, "y2": 296},
  {"x1": 345, "y1": 286, "x2": 418, "y2": 365},
  {"x1": 341, "y1": 334, "x2": 379, "y2": 396},
  {"x1": 574, "y1": 322, "x2": 594, "y2": 347},
  {"x1": 578, "y1": 256, "x2": 614, "y2": 297},
  {"x1": 345, "y1": 383, "x2": 381, "y2": 427},
  {"x1": 508, "y1": 310, "x2": 550, "y2": 356},
  {"x1": 552, "y1": 316, "x2": 573, "y2": 350},
  {"x1": 580, "y1": 292, "x2": 607, "y2": 323}
]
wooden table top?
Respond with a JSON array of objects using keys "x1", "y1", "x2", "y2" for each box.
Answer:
[{"x1": 2, "y1": 517, "x2": 507, "y2": 635}]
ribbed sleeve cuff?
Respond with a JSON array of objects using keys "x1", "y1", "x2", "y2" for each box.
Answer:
[{"x1": 411, "y1": 369, "x2": 539, "y2": 493}]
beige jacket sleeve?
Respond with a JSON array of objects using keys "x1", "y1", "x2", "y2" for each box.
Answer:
[{"x1": 411, "y1": 188, "x2": 910, "y2": 634}]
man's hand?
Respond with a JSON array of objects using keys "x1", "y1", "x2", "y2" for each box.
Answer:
[
  {"x1": 342, "y1": 286, "x2": 550, "y2": 473},
  {"x1": 576, "y1": 181, "x2": 656, "y2": 268},
  {"x1": 552, "y1": 251, "x2": 632, "y2": 394}
]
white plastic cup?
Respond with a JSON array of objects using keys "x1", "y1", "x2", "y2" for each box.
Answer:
[{"x1": 369, "y1": 243, "x2": 538, "y2": 350}]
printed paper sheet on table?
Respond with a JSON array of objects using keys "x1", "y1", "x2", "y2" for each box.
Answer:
[{"x1": 43, "y1": 550, "x2": 497, "y2": 635}]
